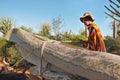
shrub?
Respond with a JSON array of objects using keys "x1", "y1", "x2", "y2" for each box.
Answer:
[
  {"x1": 104, "y1": 36, "x2": 120, "y2": 55},
  {"x1": 0, "y1": 38, "x2": 22, "y2": 65}
]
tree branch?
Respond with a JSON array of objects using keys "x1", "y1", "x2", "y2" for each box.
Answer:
[
  {"x1": 104, "y1": 5, "x2": 117, "y2": 15},
  {"x1": 104, "y1": 12, "x2": 120, "y2": 22},
  {"x1": 117, "y1": 0, "x2": 120, "y2": 3},
  {"x1": 109, "y1": 0, "x2": 120, "y2": 8},
  {"x1": 110, "y1": 5, "x2": 120, "y2": 17}
]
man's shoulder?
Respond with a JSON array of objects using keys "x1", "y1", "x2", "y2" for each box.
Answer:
[
  {"x1": 92, "y1": 23, "x2": 97, "y2": 27},
  {"x1": 91, "y1": 23, "x2": 99, "y2": 30}
]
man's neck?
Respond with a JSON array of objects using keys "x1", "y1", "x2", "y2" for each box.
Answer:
[{"x1": 86, "y1": 23, "x2": 93, "y2": 29}]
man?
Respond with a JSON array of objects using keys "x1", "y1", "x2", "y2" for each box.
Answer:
[{"x1": 80, "y1": 12, "x2": 106, "y2": 52}]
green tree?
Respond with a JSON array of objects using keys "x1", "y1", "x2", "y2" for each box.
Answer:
[
  {"x1": 52, "y1": 17, "x2": 63, "y2": 40},
  {"x1": 104, "y1": 36, "x2": 120, "y2": 55},
  {"x1": 62, "y1": 30, "x2": 73, "y2": 41},
  {"x1": 20, "y1": 25, "x2": 33, "y2": 33},
  {"x1": 0, "y1": 38, "x2": 22, "y2": 65},
  {"x1": 39, "y1": 22, "x2": 51, "y2": 38},
  {"x1": 0, "y1": 17, "x2": 14, "y2": 36}
]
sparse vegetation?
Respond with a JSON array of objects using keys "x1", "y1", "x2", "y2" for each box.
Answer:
[
  {"x1": 0, "y1": 17, "x2": 14, "y2": 36},
  {"x1": 0, "y1": 38, "x2": 22, "y2": 65},
  {"x1": 38, "y1": 22, "x2": 51, "y2": 38},
  {"x1": 20, "y1": 26, "x2": 33, "y2": 33},
  {"x1": 105, "y1": 36, "x2": 120, "y2": 55}
]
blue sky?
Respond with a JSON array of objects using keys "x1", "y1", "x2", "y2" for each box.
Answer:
[{"x1": 0, "y1": 0, "x2": 113, "y2": 36}]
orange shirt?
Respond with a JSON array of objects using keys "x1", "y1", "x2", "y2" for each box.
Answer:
[{"x1": 88, "y1": 23, "x2": 106, "y2": 52}]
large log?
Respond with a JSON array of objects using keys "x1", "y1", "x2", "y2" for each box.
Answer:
[{"x1": 5, "y1": 28, "x2": 120, "y2": 80}]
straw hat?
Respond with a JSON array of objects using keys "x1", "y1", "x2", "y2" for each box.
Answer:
[{"x1": 80, "y1": 12, "x2": 95, "y2": 22}]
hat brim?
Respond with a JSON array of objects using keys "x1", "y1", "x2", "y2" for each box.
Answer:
[{"x1": 80, "y1": 15, "x2": 94, "y2": 22}]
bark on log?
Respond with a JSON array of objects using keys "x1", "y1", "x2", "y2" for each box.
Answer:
[{"x1": 5, "y1": 28, "x2": 120, "y2": 80}]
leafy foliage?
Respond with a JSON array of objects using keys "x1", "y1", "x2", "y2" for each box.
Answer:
[
  {"x1": 0, "y1": 38, "x2": 22, "y2": 65},
  {"x1": 104, "y1": 36, "x2": 120, "y2": 55},
  {"x1": 0, "y1": 17, "x2": 13, "y2": 36},
  {"x1": 52, "y1": 17, "x2": 63, "y2": 40},
  {"x1": 20, "y1": 26, "x2": 33, "y2": 33},
  {"x1": 61, "y1": 30, "x2": 73, "y2": 41},
  {"x1": 39, "y1": 22, "x2": 51, "y2": 38}
]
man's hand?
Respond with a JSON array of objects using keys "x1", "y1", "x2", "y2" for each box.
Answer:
[{"x1": 80, "y1": 40, "x2": 88, "y2": 47}]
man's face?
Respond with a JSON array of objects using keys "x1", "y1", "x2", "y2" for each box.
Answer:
[{"x1": 83, "y1": 18, "x2": 92, "y2": 26}]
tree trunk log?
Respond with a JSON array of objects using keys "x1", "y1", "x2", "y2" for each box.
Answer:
[{"x1": 5, "y1": 28, "x2": 120, "y2": 80}]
